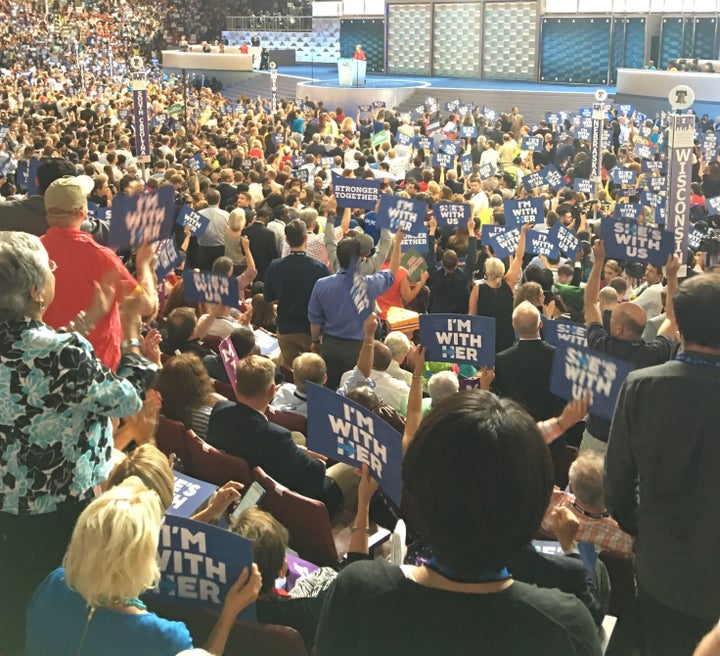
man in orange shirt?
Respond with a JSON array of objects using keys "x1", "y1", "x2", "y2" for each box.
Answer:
[{"x1": 41, "y1": 176, "x2": 156, "y2": 369}]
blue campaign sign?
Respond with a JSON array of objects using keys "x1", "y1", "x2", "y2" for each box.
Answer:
[
  {"x1": 373, "y1": 101, "x2": 386, "y2": 109},
  {"x1": 578, "y1": 107, "x2": 593, "y2": 118},
  {"x1": 0, "y1": 126, "x2": 9, "y2": 140},
  {"x1": 294, "y1": 168, "x2": 310, "y2": 184},
  {"x1": 357, "y1": 104, "x2": 371, "y2": 113},
  {"x1": 688, "y1": 228, "x2": 704, "y2": 251},
  {"x1": 645, "y1": 176, "x2": 667, "y2": 193},
  {"x1": 376, "y1": 194, "x2": 426, "y2": 235},
  {"x1": 177, "y1": 205, "x2": 210, "y2": 236},
  {"x1": 440, "y1": 139, "x2": 461, "y2": 157},
  {"x1": 641, "y1": 190, "x2": 665, "y2": 209},
  {"x1": 600, "y1": 217, "x2": 674, "y2": 266},
  {"x1": 482, "y1": 225, "x2": 520, "y2": 259},
  {"x1": 479, "y1": 162, "x2": 496, "y2": 180},
  {"x1": 541, "y1": 164, "x2": 565, "y2": 191},
  {"x1": 0, "y1": 153, "x2": 10, "y2": 176},
  {"x1": 635, "y1": 111, "x2": 648, "y2": 124},
  {"x1": 550, "y1": 343, "x2": 634, "y2": 421},
  {"x1": 187, "y1": 152, "x2": 204, "y2": 172},
  {"x1": 87, "y1": 201, "x2": 98, "y2": 217},
  {"x1": 345, "y1": 256, "x2": 373, "y2": 320},
  {"x1": 504, "y1": 196, "x2": 544, "y2": 229},
  {"x1": 291, "y1": 155, "x2": 305, "y2": 168},
  {"x1": 542, "y1": 319, "x2": 587, "y2": 348},
  {"x1": 272, "y1": 132, "x2": 285, "y2": 145},
  {"x1": 96, "y1": 207, "x2": 112, "y2": 222},
  {"x1": 168, "y1": 472, "x2": 218, "y2": 519},
  {"x1": 306, "y1": 383, "x2": 403, "y2": 505},
  {"x1": 147, "y1": 514, "x2": 256, "y2": 622},
  {"x1": 613, "y1": 203, "x2": 643, "y2": 220},
  {"x1": 445, "y1": 99, "x2": 461, "y2": 112},
  {"x1": 395, "y1": 131, "x2": 413, "y2": 147},
  {"x1": 183, "y1": 269, "x2": 240, "y2": 306},
  {"x1": 610, "y1": 167, "x2": 638, "y2": 186},
  {"x1": 521, "y1": 171, "x2": 546, "y2": 191},
  {"x1": 706, "y1": 195, "x2": 720, "y2": 215},
  {"x1": 155, "y1": 238, "x2": 183, "y2": 281},
  {"x1": 548, "y1": 222, "x2": 580, "y2": 259},
  {"x1": 419, "y1": 314, "x2": 496, "y2": 367},
  {"x1": 633, "y1": 143, "x2": 655, "y2": 161},
  {"x1": 331, "y1": 172, "x2": 382, "y2": 210},
  {"x1": 432, "y1": 150, "x2": 455, "y2": 169},
  {"x1": 426, "y1": 120, "x2": 441, "y2": 134},
  {"x1": 617, "y1": 103, "x2": 634, "y2": 116},
  {"x1": 573, "y1": 127, "x2": 592, "y2": 141},
  {"x1": 460, "y1": 125, "x2": 477, "y2": 139},
  {"x1": 26, "y1": 158, "x2": 40, "y2": 196},
  {"x1": 526, "y1": 229, "x2": 559, "y2": 259},
  {"x1": 574, "y1": 178, "x2": 595, "y2": 194},
  {"x1": 400, "y1": 230, "x2": 429, "y2": 253},
  {"x1": 416, "y1": 136, "x2": 432, "y2": 151},
  {"x1": 460, "y1": 154, "x2": 474, "y2": 176},
  {"x1": 108, "y1": 186, "x2": 175, "y2": 249},
  {"x1": 522, "y1": 136, "x2": 544, "y2": 153},
  {"x1": 433, "y1": 202, "x2": 471, "y2": 228},
  {"x1": 546, "y1": 113, "x2": 560, "y2": 125}
]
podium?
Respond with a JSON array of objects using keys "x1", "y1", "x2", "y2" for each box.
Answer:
[{"x1": 337, "y1": 58, "x2": 366, "y2": 87}]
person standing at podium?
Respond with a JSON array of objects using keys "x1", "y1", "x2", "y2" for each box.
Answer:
[{"x1": 352, "y1": 44, "x2": 366, "y2": 61}]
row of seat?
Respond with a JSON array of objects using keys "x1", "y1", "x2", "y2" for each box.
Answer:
[{"x1": 156, "y1": 417, "x2": 341, "y2": 567}]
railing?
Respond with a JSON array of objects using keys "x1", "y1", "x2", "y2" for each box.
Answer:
[{"x1": 226, "y1": 15, "x2": 312, "y2": 32}]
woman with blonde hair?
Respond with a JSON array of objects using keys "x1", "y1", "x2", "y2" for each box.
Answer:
[
  {"x1": 469, "y1": 223, "x2": 532, "y2": 352},
  {"x1": 26, "y1": 477, "x2": 261, "y2": 655}
]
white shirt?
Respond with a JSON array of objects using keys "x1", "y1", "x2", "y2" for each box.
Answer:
[
  {"x1": 339, "y1": 368, "x2": 410, "y2": 414},
  {"x1": 631, "y1": 281, "x2": 663, "y2": 320}
]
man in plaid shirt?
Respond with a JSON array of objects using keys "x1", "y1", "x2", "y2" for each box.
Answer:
[{"x1": 542, "y1": 451, "x2": 633, "y2": 555}]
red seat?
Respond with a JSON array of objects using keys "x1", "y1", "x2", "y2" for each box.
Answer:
[
  {"x1": 213, "y1": 378, "x2": 237, "y2": 401},
  {"x1": 155, "y1": 416, "x2": 191, "y2": 472},
  {"x1": 184, "y1": 430, "x2": 254, "y2": 488},
  {"x1": 278, "y1": 363, "x2": 295, "y2": 384},
  {"x1": 253, "y1": 466, "x2": 339, "y2": 567},
  {"x1": 146, "y1": 599, "x2": 308, "y2": 656},
  {"x1": 266, "y1": 406, "x2": 307, "y2": 436}
]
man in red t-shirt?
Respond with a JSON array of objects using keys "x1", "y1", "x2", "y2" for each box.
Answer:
[{"x1": 41, "y1": 176, "x2": 157, "y2": 369}]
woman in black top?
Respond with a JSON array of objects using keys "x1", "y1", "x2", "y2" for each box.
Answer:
[
  {"x1": 469, "y1": 222, "x2": 532, "y2": 352},
  {"x1": 314, "y1": 391, "x2": 602, "y2": 656}
]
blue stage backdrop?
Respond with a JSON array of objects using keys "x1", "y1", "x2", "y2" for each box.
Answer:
[
  {"x1": 340, "y1": 19, "x2": 384, "y2": 73},
  {"x1": 610, "y1": 17, "x2": 645, "y2": 84},
  {"x1": 540, "y1": 17, "x2": 611, "y2": 85}
]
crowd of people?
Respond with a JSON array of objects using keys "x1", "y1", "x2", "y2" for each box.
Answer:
[{"x1": 1, "y1": 5, "x2": 720, "y2": 654}]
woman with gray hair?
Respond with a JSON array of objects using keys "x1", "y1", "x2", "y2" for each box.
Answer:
[{"x1": 0, "y1": 231, "x2": 156, "y2": 653}]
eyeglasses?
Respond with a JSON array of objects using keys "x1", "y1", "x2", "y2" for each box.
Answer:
[{"x1": 48, "y1": 260, "x2": 58, "y2": 272}]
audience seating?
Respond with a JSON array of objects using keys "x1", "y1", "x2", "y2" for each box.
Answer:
[
  {"x1": 266, "y1": 405, "x2": 308, "y2": 436},
  {"x1": 253, "y1": 466, "x2": 340, "y2": 568},
  {"x1": 155, "y1": 416, "x2": 192, "y2": 472},
  {"x1": 185, "y1": 429, "x2": 254, "y2": 488},
  {"x1": 212, "y1": 378, "x2": 237, "y2": 401},
  {"x1": 278, "y1": 363, "x2": 294, "y2": 384},
  {"x1": 146, "y1": 599, "x2": 309, "y2": 656}
]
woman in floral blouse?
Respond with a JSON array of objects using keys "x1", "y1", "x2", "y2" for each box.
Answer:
[{"x1": 0, "y1": 231, "x2": 156, "y2": 654}]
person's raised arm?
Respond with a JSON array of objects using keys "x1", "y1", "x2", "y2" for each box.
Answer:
[
  {"x1": 357, "y1": 313, "x2": 377, "y2": 378},
  {"x1": 424, "y1": 214, "x2": 438, "y2": 270},
  {"x1": 400, "y1": 270, "x2": 429, "y2": 303},
  {"x1": 132, "y1": 242, "x2": 160, "y2": 318},
  {"x1": 324, "y1": 194, "x2": 339, "y2": 272},
  {"x1": 195, "y1": 303, "x2": 225, "y2": 341},
  {"x1": 204, "y1": 565, "x2": 262, "y2": 655},
  {"x1": 340, "y1": 206, "x2": 352, "y2": 236},
  {"x1": 505, "y1": 222, "x2": 533, "y2": 289},
  {"x1": 465, "y1": 215, "x2": 478, "y2": 276},
  {"x1": 402, "y1": 346, "x2": 425, "y2": 454},
  {"x1": 389, "y1": 227, "x2": 403, "y2": 276},
  {"x1": 347, "y1": 464, "x2": 380, "y2": 554},
  {"x1": 657, "y1": 253, "x2": 680, "y2": 339},
  {"x1": 584, "y1": 239, "x2": 605, "y2": 326}
]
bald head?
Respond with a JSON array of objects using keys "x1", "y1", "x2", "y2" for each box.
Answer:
[
  {"x1": 610, "y1": 303, "x2": 646, "y2": 339},
  {"x1": 512, "y1": 301, "x2": 541, "y2": 339}
]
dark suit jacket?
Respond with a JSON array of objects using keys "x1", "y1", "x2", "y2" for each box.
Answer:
[
  {"x1": 510, "y1": 544, "x2": 603, "y2": 626},
  {"x1": 242, "y1": 221, "x2": 279, "y2": 281},
  {"x1": 494, "y1": 339, "x2": 565, "y2": 421},
  {"x1": 207, "y1": 400, "x2": 325, "y2": 499}
]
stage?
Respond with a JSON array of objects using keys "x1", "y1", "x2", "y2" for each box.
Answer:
[{"x1": 219, "y1": 64, "x2": 615, "y2": 124}]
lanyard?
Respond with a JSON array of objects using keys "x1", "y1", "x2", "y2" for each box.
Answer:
[
  {"x1": 425, "y1": 556, "x2": 511, "y2": 584},
  {"x1": 676, "y1": 353, "x2": 720, "y2": 369}
]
